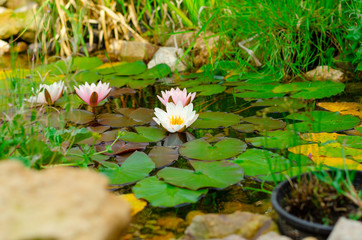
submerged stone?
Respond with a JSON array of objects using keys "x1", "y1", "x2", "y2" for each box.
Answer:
[{"x1": 0, "y1": 160, "x2": 131, "y2": 240}]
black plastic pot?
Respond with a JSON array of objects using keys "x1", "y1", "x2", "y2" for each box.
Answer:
[{"x1": 271, "y1": 170, "x2": 362, "y2": 240}]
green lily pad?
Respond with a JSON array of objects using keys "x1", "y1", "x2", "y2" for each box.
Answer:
[
  {"x1": 233, "y1": 116, "x2": 286, "y2": 132},
  {"x1": 97, "y1": 113, "x2": 138, "y2": 127},
  {"x1": 118, "y1": 127, "x2": 166, "y2": 143},
  {"x1": 188, "y1": 84, "x2": 226, "y2": 96},
  {"x1": 251, "y1": 98, "x2": 307, "y2": 113},
  {"x1": 132, "y1": 64, "x2": 171, "y2": 80},
  {"x1": 65, "y1": 147, "x2": 109, "y2": 163},
  {"x1": 286, "y1": 111, "x2": 360, "y2": 132},
  {"x1": 105, "y1": 76, "x2": 155, "y2": 89},
  {"x1": 75, "y1": 71, "x2": 101, "y2": 84},
  {"x1": 246, "y1": 130, "x2": 305, "y2": 149},
  {"x1": 233, "y1": 83, "x2": 285, "y2": 99},
  {"x1": 337, "y1": 135, "x2": 362, "y2": 149},
  {"x1": 234, "y1": 91, "x2": 284, "y2": 99},
  {"x1": 96, "y1": 61, "x2": 147, "y2": 75},
  {"x1": 148, "y1": 146, "x2": 179, "y2": 168},
  {"x1": 72, "y1": 57, "x2": 103, "y2": 71},
  {"x1": 157, "y1": 160, "x2": 243, "y2": 190},
  {"x1": 98, "y1": 151, "x2": 155, "y2": 185},
  {"x1": 133, "y1": 176, "x2": 208, "y2": 207},
  {"x1": 272, "y1": 81, "x2": 345, "y2": 99},
  {"x1": 191, "y1": 112, "x2": 242, "y2": 128},
  {"x1": 180, "y1": 138, "x2": 247, "y2": 161},
  {"x1": 232, "y1": 149, "x2": 291, "y2": 177}
]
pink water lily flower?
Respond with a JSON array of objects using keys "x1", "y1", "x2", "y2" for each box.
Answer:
[
  {"x1": 27, "y1": 81, "x2": 65, "y2": 105},
  {"x1": 157, "y1": 87, "x2": 196, "y2": 107},
  {"x1": 153, "y1": 101, "x2": 198, "y2": 133},
  {"x1": 74, "y1": 81, "x2": 111, "y2": 107}
]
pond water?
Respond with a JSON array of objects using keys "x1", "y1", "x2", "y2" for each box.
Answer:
[{"x1": 1, "y1": 55, "x2": 361, "y2": 239}]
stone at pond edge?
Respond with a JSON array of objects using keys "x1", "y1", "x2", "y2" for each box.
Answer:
[
  {"x1": 305, "y1": 66, "x2": 345, "y2": 82},
  {"x1": 256, "y1": 231, "x2": 292, "y2": 240},
  {"x1": 148, "y1": 47, "x2": 187, "y2": 72},
  {"x1": 109, "y1": 39, "x2": 159, "y2": 62},
  {"x1": 0, "y1": 160, "x2": 131, "y2": 240},
  {"x1": 327, "y1": 217, "x2": 362, "y2": 240},
  {"x1": 0, "y1": 39, "x2": 9, "y2": 56},
  {"x1": 183, "y1": 211, "x2": 278, "y2": 240}
]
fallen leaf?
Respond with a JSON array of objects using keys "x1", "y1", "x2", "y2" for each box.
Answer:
[{"x1": 118, "y1": 193, "x2": 147, "y2": 216}]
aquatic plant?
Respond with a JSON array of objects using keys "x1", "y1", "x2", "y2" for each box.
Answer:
[
  {"x1": 27, "y1": 81, "x2": 65, "y2": 105},
  {"x1": 157, "y1": 87, "x2": 196, "y2": 107},
  {"x1": 153, "y1": 102, "x2": 198, "y2": 133},
  {"x1": 74, "y1": 81, "x2": 111, "y2": 109}
]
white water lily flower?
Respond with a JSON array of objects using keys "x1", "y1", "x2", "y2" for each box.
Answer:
[
  {"x1": 27, "y1": 81, "x2": 65, "y2": 105},
  {"x1": 153, "y1": 101, "x2": 199, "y2": 133}
]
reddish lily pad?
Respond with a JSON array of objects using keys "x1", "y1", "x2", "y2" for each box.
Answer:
[
  {"x1": 148, "y1": 146, "x2": 179, "y2": 168},
  {"x1": 97, "y1": 113, "x2": 138, "y2": 127},
  {"x1": 116, "y1": 108, "x2": 154, "y2": 125},
  {"x1": 96, "y1": 141, "x2": 148, "y2": 155},
  {"x1": 66, "y1": 109, "x2": 94, "y2": 124}
]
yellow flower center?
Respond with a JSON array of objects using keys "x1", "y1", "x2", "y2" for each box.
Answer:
[{"x1": 170, "y1": 115, "x2": 184, "y2": 125}]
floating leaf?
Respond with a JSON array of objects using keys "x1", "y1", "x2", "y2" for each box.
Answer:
[
  {"x1": 118, "y1": 193, "x2": 147, "y2": 216},
  {"x1": 98, "y1": 151, "x2": 155, "y2": 185},
  {"x1": 118, "y1": 127, "x2": 166, "y2": 143},
  {"x1": 233, "y1": 116, "x2": 286, "y2": 132},
  {"x1": 232, "y1": 149, "x2": 291, "y2": 177},
  {"x1": 72, "y1": 57, "x2": 103, "y2": 71},
  {"x1": 234, "y1": 91, "x2": 284, "y2": 99},
  {"x1": 96, "y1": 61, "x2": 147, "y2": 75},
  {"x1": 132, "y1": 64, "x2": 171, "y2": 80},
  {"x1": 337, "y1": 135, "x2": 362, "y2": 149},
  {"x1": 246, "y1": 130, "x2": 305, "y2": 149},
  {"x1": 286, "y1": 111, "x2": 360, "y2": 132},
  {"x1": 55, "y1": 94, "x2": 84, "y2": 109},
  {"x1": 148, "y1": 146, "x2": 179, "y2": 168},
  {"x1": 251, "y1": 98, "x2": 307, "y2": 113},
  {"x1": 133, "y1": 176, "x2": 208, "y2": 207},
  {"x1": 157, "y1": 160, "x2": 243, "y2": 190},
  {"x1": 105, "y1": 76, "x2": 155, "y2": 89},
  {"x1": 75, "y1": 70, "x2": 101, "y2": 83},
  {"x1": 272, "y1": 81, "x2": 345, "y2": 99},
  {"x1": 191, "y1": 111, "x2": 242, "y2": 128},
  {"x1": 96, "y1": 141, "x2": 148, "y2": 155},
  {"x1": 180, "y1": 138, "x2": 247, "y2": 161},
  {"x1": 317, "y1": 102, "x2": 362, "y2": 119},
  {"x1": 299, "y1": 132, "x2": 342, "y2": 143},
  {"x1": 116, "y1": 108, "x2": 154, "y2": 125},
  {"x1": 65, "y1": 147, "x2": 109, "y2": 163},
  {"x1": 97, "y1": 113, "x2": 138, "y2": 127},
  {"x1": 66, "y1": 109, "x2": 94, "y2": 124},
  {"x1": 233, "y1": 83, "x2": 284, "y2": 99},
  {"x1": 188, "y1": 84, "x2": 226, "y2": 96}
]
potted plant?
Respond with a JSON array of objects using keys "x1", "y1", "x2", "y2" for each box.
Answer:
[{"x1": 271, "y1": 169, "x2": 362, "y2": 240}]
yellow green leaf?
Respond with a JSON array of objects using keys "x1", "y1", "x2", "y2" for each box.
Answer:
[
  {"x1": 118, "y1": 193, "x2": 147, "y2": 216},
  {"x1": 317, "y1": 102, "x2": 362, "y2": 119}
]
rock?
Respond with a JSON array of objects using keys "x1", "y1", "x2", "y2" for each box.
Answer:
[
  {"x1": 109, "y1": 39, "x2": 159, "y2": 62},
  {"x1": 0, "y1": 6, "x2": 6, "y2": 13},
  {"x1": 147, "y1": 47, "x2": 187, "y2": 72},
  {"x1": 193, "y1": 31, "x2": 224, "y2": 68},
  {"x1": 165, "y1": 31, "x2": 195, "y2": 48},
  {"x1": 305, "y1": 66, "x2": 345, "y2": 82},
  {"x1": 0, "y1": 160, "x2": 131, "y2": 240},
  {"x1": 157, "y1": 216, "x2": 185, "y2": 230},
  {"x1": 183, "y1": 211, "x2": 278, "y2": 240},
  {"x1": 13, "y1": 41, "x2": 27, "y2": 52},
  {"x1": 0, "y1": 0, "x2": 6, "y2": 7},
  {"x1": 0, "y1": 39, "x2": 9, "y2": 55},
  {"x1": 256, "y1": 231, "x2": 292, "y2": 240},
  {"x1": 327, "y1": 217, "x2": 362, "y2": 240},
  {"x1": 6, "y1": 0, "x2": 31, "y2": 9},
  {"x1": 0, "y1": 6, "x2": 38, "y2": 41},
  {"x1": 185, "y1": 210, "x2": 205, "y2": 225}
]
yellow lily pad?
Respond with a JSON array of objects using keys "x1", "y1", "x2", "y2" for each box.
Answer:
[
  {"x1": 317, "y1": 102, "x2": 362, "y2": 119},
  {"x1": 299, "y1": 132, "x2": 342, "y2": 143},
  {"x1": 118, "y1": 193, "x2": 147, "y2": 216}
]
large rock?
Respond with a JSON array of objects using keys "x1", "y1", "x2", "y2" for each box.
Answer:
[
  {"x1": 327, "y1": 217, "x2": 362, "y2": 240},
  {"x1": 305, "y1": 66, "x2": 345, "y2": 82},
  {"x1": 6, "y1": 0, "x2": 32, "y2": 9},
  {"x1": 147, "y1": 47, "x2": 187, "y2": 72},
  {"x1": 0, "y1": 160, "x2": 131, "y2": 240},
  {"x1": 0, "y1": 39, "x2": 9, "y2": 55},
  {"x1": 0, "y1": 5, "x2": 38, "y2": 41},
  {"x1": 183, "y1": 211, "x2": 278, "y2": 240},
  {"x1": 109, "y1": 39, "x2": 159, "y2": 62}
]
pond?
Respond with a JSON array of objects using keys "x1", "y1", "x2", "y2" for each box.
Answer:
[{"x1": 1, "y1": 56, "x2": 361, "y2": 239}]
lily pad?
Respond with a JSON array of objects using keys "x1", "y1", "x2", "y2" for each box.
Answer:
[
  {"x1": 96, "y1": 61, "x2": 147, "y2": 75},
  {"x1": 233, "y1": 116, "x2": 286, "y2": 132},
  {"x1": 273, "y1": 81, "x2": 345, "y2": 99},
  {"x1": 66, "y1": 109, "x2": 94, "y2": 124},
  {"x1": 157, "y1": 160, "x2": 243, "y2": 190},
  {"x1": 179, "y1": 138, "x2": 247, "y2": 161},
  {"x1": 337, "y1": 135, "x2": 362, "y2": 149},
  {"x1": 317, "y1": 102, "x2": 362, "y2": 119},
  {"x1": 188, "y1": 84, "x2": 226, "y2": 96},
  {"x1": 132, "y1": 64, "x2": 171, "y2": 80},
  {"x1": 191, "y1": 112, "x2": 242, "y2": 128},
  {"x1": 251, "y1": 98, "x2": 307, "y2": 113},
  {"x1": 232, "y1": 149, "x2": 291, "y2": 177},
  {"x1": 246, "y1": 130, "x2": 305, "y2": 149},
  {"x1": 72, "y1": 57, "x2": 103, "y2": 71},
  {"x1": 233, "y1": 83, "x2": 285, "y2": 99},
  {"x1": 96, "y1": 141, "x2": 149, "y2": 155},
  {"x1": 118, "y1": 127, "x2": 166, "y2": 143},
  {"x1": 148, "y1": 146, "x2": 179, "y2": 168},
  {"x1": 133, "y1": 176, "x2": 208, "y2": 207},
  {"x1": 97, "y1": 113, "x2": 138, "y2": 127},
  {"x1": 65, "y1": 147, "x2": 109, "y2": 163},
  {"x1": 116, "y1": 108, "x2": 154, "y2": 125},
  {"x1": 286, "y1": 111, "x2": 360, "y2": 132},
  {"x1": 98, "y1": 151, "x2": 155, "y2": 185}
]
